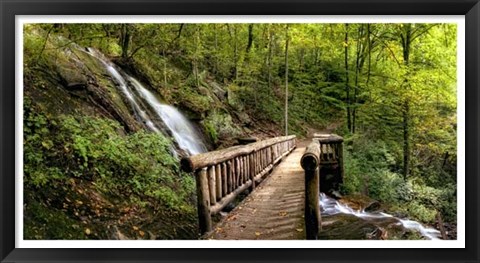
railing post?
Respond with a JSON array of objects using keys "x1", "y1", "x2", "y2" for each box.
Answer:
[
  {"x1": 305, "y1": 167, "x2": 320, "y2": 240},
  {"x1": 301, "y1": 140, "x2": 321, "y2": 240},
  {"x1": 181, "y1": 135, "x2": 297, "y2": 236},
  {"x1": 196, "y1": 168, "x2": 212, "y2": 234},
  {"x1": 227, "y1": 160, "x2": 233, "y2": 193},
  {"x1": 337, "y1": 142, "x2": 345, "y2": 185},
  {"x1": 216, "y1": 164, "x2": 222, "y2": 201},
  {"x1": 222, "y1": 163, "x2": 228, "y2": 196},
  {"x1": 249, "y1": 152, "x2": 256, "y2": 191},
  {"x1": 208, "y1": 166, "x2": 216, "y2": 205}
]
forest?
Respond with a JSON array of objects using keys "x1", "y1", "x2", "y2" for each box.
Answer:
[{"x1": 23, "y1": 22, "x2": 457, "y2": 240}]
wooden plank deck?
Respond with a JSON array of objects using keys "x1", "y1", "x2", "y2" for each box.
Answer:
[{"x1": 205, "y1": 146, "x2": 306, "y2": 240}]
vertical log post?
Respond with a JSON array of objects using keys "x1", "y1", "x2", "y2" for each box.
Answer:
[
  {"x1": 337, "y1": 142, "x2": 345, "y2": 184},
  {"x1": 227, "y1": 160, "x2": 233, "y2": 193},
  {"x1": 239, "y1": 157, "x2": 244, "y2": 185},
  {"x1": 245, "y1": 156, "x2": 249, "y2": 184},
  {"x1": 222, "y1": 163, "x2": 227, "y2": 197},
  {"x1": 180, "y1": 135, "x2": 297, "y2": 236},
  {"x1": 304, "y1": 166, "x2": 320, "y2": 240},
  {"x1": 301, "y1": 140, "x2": 321, "y2": 240},
  {"x1": 233, "y1": 158, "x2": 238, "y2": 188},
  {"x1": 196, "y1": 168, "x2": 212, "y2": 234},
  {"x1": 208, "y1": 166, "x2": 216, "y2": 205},
  {"x1": 249, "y1": 152, "x2": 256, "y2": 191},
  {"x1": 216, "y1": 164, "x2": 222, "y2": 201}
]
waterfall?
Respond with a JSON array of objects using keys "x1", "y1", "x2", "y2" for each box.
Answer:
[
  {"x1": 84, "y1": 48, "x2": 206, "y2": 156},
  {"x1": 319, "y1": 193, "x2": 442, "y2": 240},
  {"x1": 129, "y1": 77, "x2": 207, "y2": 155}
]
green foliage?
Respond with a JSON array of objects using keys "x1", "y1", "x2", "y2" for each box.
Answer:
[
  {"x1": 24, "y1": 22, "x2": 458, "y2": 230},
  {"x1": 342, "y1": 138, "x2": 406, "y2": 203},
  {"x1": 202, "y1": 110, "x2": 241, "y2": 144},
  {"x1": 24, "y1": 102, "x2": 194, "y2": 211},
  {"x1": 24, "y1": 199, "x2": 86, "y2": 240},
  {"x1": 176, "y1": 86, "x2": 213, "y2": 114},
  {"x1": 343, "y1": 135, "x2": 456, "y2": 224}
]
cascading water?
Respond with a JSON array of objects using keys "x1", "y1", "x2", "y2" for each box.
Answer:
[
  {"x1": 129, "y1": 77, "x2": 207, "y2": 155},
  {"x1": 319, "y1": 193, "x2": 442, "y2": 240},
  {"x1": 105, "y1": 63, "x2": 160, "y2": 133},
  {"x1": 83, "y1": 48, "x2": 206, "y2": 156}
]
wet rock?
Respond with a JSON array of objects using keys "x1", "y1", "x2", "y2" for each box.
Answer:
[
  {"x1": 198, "y1": 86, "x2": 210, "y2": 96},
  {"x1": 236, "y1": 112, "x2": 252, "y2": 126},
  {"x1": 210, "y1": 82, "x2": 228, "y2": 101},
  {"x1": 57, "y1": 66, "x2": 88, "y2": 90},
  {"x1": 328, "y1": 190, "x2": 343, "y2": 199},
  {"x1": 338, "y1": 194, "x2": 379, "y2": 211},
  {"x1": 319, "y1": 213, "x2": 416, "y2": 240},
  {"x1": 364, "y1": 201, "x2": 382, "y2": 212},
  {"x1": 319, "y1": 214, "x2": 383, "y2": 240}
]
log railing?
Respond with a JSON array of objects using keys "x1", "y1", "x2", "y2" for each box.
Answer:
[
  {"x1": 181, "y1": 135, "x2": 297, "y2": 235},
  {"x1": 301, "y1": 134, "x2": 344, "y2": 239}
]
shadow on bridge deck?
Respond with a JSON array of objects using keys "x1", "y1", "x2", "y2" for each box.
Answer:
[{"x1": 204, "y1": 146, "x2": 306, "y2": 240}]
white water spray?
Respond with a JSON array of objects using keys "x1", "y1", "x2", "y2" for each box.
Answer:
[
  {"x1": 84, "y1": 48, "x2": 206, "y2": 156},
  {"x1": 319, "y1": 193, "x2": 442, "y2": 240},
  {"x1": 129, "y1": 77, "x2": 207, "y2": 155}
]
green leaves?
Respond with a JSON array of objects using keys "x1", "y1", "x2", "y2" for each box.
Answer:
[{"x1": 24, "y1": 108, "x2": 193, "y2": 212}]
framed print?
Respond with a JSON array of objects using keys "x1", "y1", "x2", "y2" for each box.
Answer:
[{"x1": 1, "y1": 0, "x2": 479, "y2": 262}]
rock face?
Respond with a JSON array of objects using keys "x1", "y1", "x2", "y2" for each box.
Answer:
[
  {"x1": 210, "y1": 82, "x2": 228, "y2": 101},
  {"x1": 25, "y1": 44, "x2": 142, "y2": 134}
]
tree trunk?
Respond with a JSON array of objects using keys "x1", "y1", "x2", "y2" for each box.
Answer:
[
  {"x1": 401, "y1": 23, "x2": 412, "y2": 180},
  {"x1": 234, "y1": 25, "x2": 238, "y2": 81},
  {"x1": 267, "y1": 28, "x2": 274, "y2": 91},
  {"x1": 344, "y1": 24, "x2": 351, "y2": 133},
  {"x1": 194, "y1": 26, "x2": 200, "y2": 88},
  {"x1": 352, "y1": 25, "x2": 365, "y2": 134},
  {"x1": 163, "y1": 49, "x2": 167, "y2": 87},
  {"x1": 403, "y1": 100, "x2": 410, "y2": 181},
  {"x1": 285, "y1": 24, "x2": 289, "y2": 136},
  {"x1": 214, "y1": 24, "x2": 218, "y2": 74},
  {"x1": 246, "y1": 24, "x2": 254, "y2": 53},
  {"x1": 366, "y1": 24, "x2": 372, "y2": 87},
  {"x1": 120, "y1": 24, "x2": 130, "y2": 59}
]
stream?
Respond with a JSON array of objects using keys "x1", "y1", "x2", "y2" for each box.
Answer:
[{"x1": 320, "y1": 193, "x2": 442, "y2": 240}]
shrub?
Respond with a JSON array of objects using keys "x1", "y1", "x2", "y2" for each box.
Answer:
[
  {"x1": 342, "y1": 136, "x2": 453, "y2": 224},
  {"x1": 24, "y1": 104, "x2": 194, "y2": 211}
]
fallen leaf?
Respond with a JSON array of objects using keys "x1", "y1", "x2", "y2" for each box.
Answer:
[
  {"x1": 85, "y1": 228, "x2": 91, "y2": 235},
  {"x1": 133, "y1": 226, "x2": 139, "y2": 231},
  {"x1": 296, "y1": 228, "x2": 303, "y2": 232},
  {"x1": 139, "y1": 231, "x2": 145, "y2": 237},
  {"x1": 255, "y1": 232, "x2": 261, "y2": 236}
]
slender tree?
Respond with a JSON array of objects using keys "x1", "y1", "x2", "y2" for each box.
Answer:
[
  {"x1": 284, "y1": 24, "x2": 290, "y2": 136},
  {"x1": 397, "y1": 23, "x2": 436, "y2": 180},
  {"x1": 344, "y1": 24, "x2": 351, "y2": 132}
]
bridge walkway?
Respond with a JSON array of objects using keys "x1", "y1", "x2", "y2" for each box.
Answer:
[{"x1": 205, "y1": 145, "x2": 307, "y2": 240}]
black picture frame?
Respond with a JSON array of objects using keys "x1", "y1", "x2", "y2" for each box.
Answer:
[{"x1": 1, "y1": 0, "x2": 479, "y2": 262}]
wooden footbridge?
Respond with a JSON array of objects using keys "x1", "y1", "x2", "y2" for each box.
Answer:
[{"x1": 180, "y1": 134, "x2": 344, "y2": 240}]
